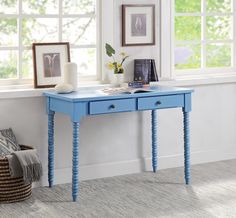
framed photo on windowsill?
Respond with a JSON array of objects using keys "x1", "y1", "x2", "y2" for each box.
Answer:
[
  {"x1": 32, "y1": 42, "x2": 70, "y2": 88},
  {"x1": 122, "y1": 4, "x2": 155, "y2": 46}
]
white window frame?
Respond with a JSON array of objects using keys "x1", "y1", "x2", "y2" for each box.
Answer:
[
  {"x1": 0, "y1": 0, "x2": 101, "y2": 87},
  {"x1": 160, "y1": 0, "x2": 236, "y2": 81}
]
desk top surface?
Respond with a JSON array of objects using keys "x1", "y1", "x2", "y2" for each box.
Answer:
[{"x1": 44, "y1": 85, "x2": 193, "y2": 102}]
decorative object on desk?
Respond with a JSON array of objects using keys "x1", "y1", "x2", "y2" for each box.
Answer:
[
  {"x1": 122, "y1": 4, "x2": 155, "y2": 46},
  {"x1": 105, "y1": 43, "x2": 129, "y2": 85},
  {"x1": 134, "y1": 59, "x2": 152, "y2": 84},
  {"x1": 55, "y1": 83, "x2": 73, "y2": 94},
  {"x1": 134, "y1": 59, "x2": 158, "y2": 84},
  {"x1": 150, "y1": 59, "x2": 158, "y2": 82},
  {"x1": 110, "y1": 73, "x2": 125, "y2": 86},
  {"x1": 128, "y1": 81, "x2": 143, "y2": 88},
  {"x1": 64, "y1": 62, "x2": 78, "y2": 91},
  {"x1": 99, "y1": 87, "x2": 154, "y2": 95},
  {"x1": 32, "y1": 42, "x2": 70, "y2": 88}
]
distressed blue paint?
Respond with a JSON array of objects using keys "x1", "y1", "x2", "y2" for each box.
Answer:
[
  {"x1": 43, "y1": 86, "x2": 193, "y2": 102},
  {"x1": 44, "y1": 86, "x2": 193, "y2": 202},
  {"x1": 152, "y1": 110, "x2": 158, "y2": 173},
  {"x1": 48, "y1": 110, "x2": 55, "y2": 188},
  {"x1": 72, "y1": 122, "x2": 79, "y2": 202},
  {"x1": 138, "y1": 94, "x2": 184, "y2": 110},
  {"x1": 50, "y1": 98, "x2": 74, "y2": 116},
  {"x1": 50, "y1": 98, "x2": 87, "y2": 122},
  {"x1": 46, "y1": 97, "x2": 50, "y2": 114},
  {"x1": 183, "y1": 111, "x2": 190, "y2": 184},
  {"x1": 73, "y1": 103, "x2": 88, "y2": 122},
  {"x1": 90, "y1": 98, "x2": 136, "y2": 115},
  {"x1": 184, "y1": 93, "x2": 192, "y2": 112}
]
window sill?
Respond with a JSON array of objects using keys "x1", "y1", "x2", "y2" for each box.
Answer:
[
  {"x1": 156, "y1": 73, "x2": 236, "y2": 87},
  {"x1": 1, "y1": 73, "x2": 236, "y2": 99},
  {"x1": 0, "y1": 81, "x2": 111, "y2": 99}
]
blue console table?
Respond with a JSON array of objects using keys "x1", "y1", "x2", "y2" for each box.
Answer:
[{"x1": 44, "y1": 85, "x2": 193, "y2": 202}]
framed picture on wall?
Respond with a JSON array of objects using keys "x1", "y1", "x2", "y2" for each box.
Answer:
[
  {"x1": 122, "y1": 4, "x2": 155, "y2": 46},
  {"x1": 32, "y1": 42, "x2": 70, "y2": 88}
]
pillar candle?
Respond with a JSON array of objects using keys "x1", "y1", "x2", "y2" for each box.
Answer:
[{"x1": 64, "y1": 62, "x2": 78, "y2": 91}]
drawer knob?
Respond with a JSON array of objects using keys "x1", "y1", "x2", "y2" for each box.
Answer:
[
  {"x1": 109, "y1": 104, "x2": 115, "y2": 109},
  {"x1": 155, "y1": 101, "x2": 162, "y2": 106}
]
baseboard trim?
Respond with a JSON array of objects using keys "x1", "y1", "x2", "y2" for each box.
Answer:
[{"x1": 36, "y1": 149, "x2": 236, "y2": 187}]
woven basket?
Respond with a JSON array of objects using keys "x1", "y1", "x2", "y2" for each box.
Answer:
[{"x1": 0, "y1": 145, "x2": 32, "y2": 203}]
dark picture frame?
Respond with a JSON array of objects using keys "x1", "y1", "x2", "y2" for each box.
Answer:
[
  {"x1": 32, "y1": 42, "x2": 70, "y2": 88},
  {"x1": 122, "y1": 4, "x2": 155, "y2": 46}
]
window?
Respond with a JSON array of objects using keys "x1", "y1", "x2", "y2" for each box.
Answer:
[
  {"x1": 0, "y1": 0, "x2": 98, "y2": 86},
  {"x1": 174, "y1": 0, "x2": 235, "y2": 75}
]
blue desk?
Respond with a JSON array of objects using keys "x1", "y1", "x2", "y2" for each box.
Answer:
[{"x1": 44, "y1": 86, "x2": 193, "y2": 202}]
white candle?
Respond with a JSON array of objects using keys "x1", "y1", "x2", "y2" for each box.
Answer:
[{"x1": 64, "y1": 62, "x2": 78, "y2": 91}]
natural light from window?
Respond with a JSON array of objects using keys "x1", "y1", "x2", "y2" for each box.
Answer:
[
  {"x1": 174, "y1": 0, "x2": 234, "y2": 73},
  {"x1": 0, "y1": 0, "x2": 97, "y2": 84}
]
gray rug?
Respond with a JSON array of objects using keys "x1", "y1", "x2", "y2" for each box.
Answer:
[{"x1": 1, "y1": 159, "x2": 236, "y2": 218}]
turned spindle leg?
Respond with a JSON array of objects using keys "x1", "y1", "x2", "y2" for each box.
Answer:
[
  {"x1": 183, "y1": 111, "x2": 190, "y2": 184},
  {"x1": 152, "y1": 110, "x2": 158, "y2": 173},
  {"x1": 48, "y1": 110, "x2": 55, "y2": 188},
  {"x1": 72, "y1": 122, "x2": 79, "y2": 202}
]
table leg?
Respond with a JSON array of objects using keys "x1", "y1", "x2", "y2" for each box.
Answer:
[
  {"x1": 72, "y1": 122, "x2": 79, "y2": 202},
  {"x1": 48, "y1": 110, "x2": 55, "y2": 188},
  {"x1": 152, "y1": 110, "x2": 158, "y2": 173},
  {"x1": 183, "y1": 111, "x2": 190, "y2": 185}
]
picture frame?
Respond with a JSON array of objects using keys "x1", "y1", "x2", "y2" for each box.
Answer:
[
  {"x1": 32, "y1": 42, "x2": 70, "y2": 88},
  {"x1": 122, "y1": 4, "x2": 155, "y2": 46}
]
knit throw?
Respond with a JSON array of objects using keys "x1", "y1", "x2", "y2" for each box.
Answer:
[{"x1": 7, "y1": 149, "x2": 42, "y2": 183}]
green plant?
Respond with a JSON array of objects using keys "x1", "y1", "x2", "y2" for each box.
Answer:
[{"x1": 105, "y1": 43, "x2": 129, "y2": 74}]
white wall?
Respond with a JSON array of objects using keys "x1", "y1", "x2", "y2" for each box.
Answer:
[
  {"x1": 1, "y1": 1, "x2": 236, "y2": 186},
  {"x1": 1, "y1": 83, "x2": 236, "y2": 186},
  {"x1": 102, "y1": 0, "x2": 160, "y2": 83}
]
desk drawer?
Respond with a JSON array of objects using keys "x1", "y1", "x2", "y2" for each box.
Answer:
[
  {"x1": 90, "y1": 99, "x2": 136, "y2": 115},
  {"x1": 138, "y1": 95, "x2": 184, "y2": 110}
]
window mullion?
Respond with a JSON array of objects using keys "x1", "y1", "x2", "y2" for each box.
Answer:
[
  {"x1": 202, "y1": 0, "x2": 206, "y2": 69},
  {"x1": 175, "y1": 12, "x2": 233, "y2": 17},
  {"x1": 18, "y1": 0, "x2": 23, "y2": 80},
  {"x1": 0, "y1": 0, "x2": 98, "y2": 85},
  {"x1": 171, "y1": 0, "x2": 236, "y2": 77},
  {"x1": 175, "y1": 40, "x2": 234, "y2": 44},
  {"x1": 160, "y1": 0, "x2": 172, "y2": 79},
  {"x1": 96, "y1": 0, "x2": 101, "y2": 80},
  {"x1": 59, "y1": 0, "x2": 62, "y2": 41},
  {"x1": 233, "y1": 0, "x2": 236, "y2": 68}
]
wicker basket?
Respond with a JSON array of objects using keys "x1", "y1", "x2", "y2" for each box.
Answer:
[{"x1": 0, "y1": 145, "x2": 32, "y2": 203}]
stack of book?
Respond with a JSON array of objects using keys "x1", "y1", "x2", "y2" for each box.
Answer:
[{"x1": 134, "y1": 59, "x2": 158, "y2": 84}]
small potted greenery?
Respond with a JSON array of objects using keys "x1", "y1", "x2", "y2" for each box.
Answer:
[{"x1": 105, "y1": 43, "x2": 129, "y2": 85}]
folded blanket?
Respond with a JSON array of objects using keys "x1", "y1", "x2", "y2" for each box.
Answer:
[
  {"x1": 7, "y1": 149, "x2": 43, "y2": 183},
  {"x1": 7, "y1": 154, "x2": 22, "y2": 178}
]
